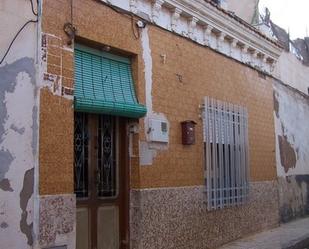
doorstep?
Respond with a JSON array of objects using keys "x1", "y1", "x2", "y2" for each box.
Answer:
[{"x1": 217, "y1": 217, "x2": 309, "y2": 249}]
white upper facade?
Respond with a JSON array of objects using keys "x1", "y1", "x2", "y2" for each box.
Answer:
[{"x1": 102, "y1": 0, "x2": 282, "y2": 74}]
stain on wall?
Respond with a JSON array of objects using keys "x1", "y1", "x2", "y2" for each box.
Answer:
[
  {"x1": 0, "y1": 58, "x2": 35, "y2": 186},
  {"x1": 0, "y1": 151, "x2": 14, "y2": 191},
  {"x1": 278, "y1": 175, "x2": 309, "y2": 222},
  {"x1": 278, "y1": 134, "x2": 297, "y2": 173},
  {"x1": 273, "y1": 91, "x2": 279, "y2": 118},
  {"x1": 19, "y1": 168, "x2": 34, "y2": 246},
  {"x1": 1, "y1": 221, "x2": 9, "y2": 229},
  {"x1": 0, "y1": 57, "x2": 37, "y2": 248},
  {"x1": 0, "y1": 59, "x2": 22, "y2": 192},
  {"x1": 0, "y1": 179, "x2": 13, "y2": 192}
]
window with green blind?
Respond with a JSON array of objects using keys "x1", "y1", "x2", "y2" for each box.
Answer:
[{"x1": 74, "y1": 44, "x2": 147, "y2": 118}]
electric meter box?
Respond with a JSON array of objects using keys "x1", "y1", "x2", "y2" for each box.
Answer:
[{"x1": 148, "y1": 118, "x2": 169, "y2": 143}]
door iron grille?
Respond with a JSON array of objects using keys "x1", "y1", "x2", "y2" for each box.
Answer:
[
  {"x1": 74, "y1": 113, "x2": 118, "y2": 199},
  {"x1": 74, "y1": 112, "x2": 89, "y2": 198},
  {"x1": 97, "y1": 115, "x2": 117, "y2": 198}
]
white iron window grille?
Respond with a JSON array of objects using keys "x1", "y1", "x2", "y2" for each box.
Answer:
[{"x1": 202, "y1": 97, "x2": 250, "y2": 210}]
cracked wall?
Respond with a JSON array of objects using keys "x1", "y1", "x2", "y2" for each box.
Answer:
[
  {"x1": 273, "y1": 80, "x2": 309, "y2": 221},
  {"x1": 0, "y1": 0, "x2": 38, "y2": 248}
]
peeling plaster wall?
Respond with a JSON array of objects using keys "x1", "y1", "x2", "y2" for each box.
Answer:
[
  {"x1": 274, "y1": 82, "x2": 309, "y2": 176},
  {"x1": 273, "y1": 81, "x2": 309, "y2": 221},
  {"x1": 274, "y1": 51, "x2": 309, "y2": 95},
  {"x1": 0, "y1": 0, "x2": 38, "y2": 248},
  {"x1": 140, "y1": 27, "x2": 169, "y2": 165}
]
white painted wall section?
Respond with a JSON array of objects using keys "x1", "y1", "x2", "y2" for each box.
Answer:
[
  {"x1": 0, "y1": 0, "x2": 38, "y2": 248},
  {"x1": 274, "y1": 82, "x2": 309, "y2": 177},
  {"x1": 274, "y1": 51, "x2": 309, "y2": 95}
]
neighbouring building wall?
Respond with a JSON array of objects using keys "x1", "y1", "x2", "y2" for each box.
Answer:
[
  {"x1": 225, "y1": 0, "x2": 259, "y2": 24},
  {"x1": 294, "y1": 37, "x2": 309, "y2": 66},
  {"x1": 274, "y1": 51, "x2": 309, "y2": 95},
  {"x1": 41, "y1": 0, "x2": 279, "y2": 248},
  {"x1": 0, "y1": 0, "x2": 38, "y2": 248},
  {"x1": 273, "y1": 81, "x2": 309, "y2": 222}
]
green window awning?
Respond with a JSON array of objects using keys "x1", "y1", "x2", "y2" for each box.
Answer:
[{"x1": 74, "y1": 44, "x2": 147, "y2": 118}]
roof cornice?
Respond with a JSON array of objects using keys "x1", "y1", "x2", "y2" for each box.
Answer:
[{"x1": 102, "y1": 0, "x2": 283, "y2": 73}]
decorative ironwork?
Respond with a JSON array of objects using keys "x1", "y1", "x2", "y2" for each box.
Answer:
[
  {"x1": 74, "y1": 112, "x2": 89, "y2": 198},
  {"x1": 97, "y1": 115, "x2": 117, "y2": 198}
]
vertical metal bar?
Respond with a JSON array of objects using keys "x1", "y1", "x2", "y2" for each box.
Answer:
[
  {"x1": 239, "y1": 107, "x2": 245, "y2": 204},
  {"x1": 111, "y1": 116, "x2": 115, "y2": 196},
  {"x1": 82, "y1": 113, "x2": 86, "y2": 196},
  {"x1": 205, "y1": 97, "x2": 211, "y2": 210},
  {"x1": 208, "y1": 97, "x2": 214, "y2": 209},
  {"x1": 217, "y1": 100, "x2": 223, "y2": 208},
  {"x1": 235, "y1": 105, "x2": 240, "y2": 205},
  {"x1": 237, "y1": 107, "x2": 241, "y2": 203},
  {"x1": 244, "y1": 109, "x2": 250, "y2": 200},
  {"x1": 223, "y1": 102, "x2": 229, "y2": 206},
  {"x1": 212, "y1": 98, "x2": 217, "y2": 209},
  {"x1": 233, "y1": 104, "x2": 237, "y2": 204},
  {"x1": 242, "y1": 108, "x2": 247, "y2": 202},
  {"x1": 229, "y1": 103, "x2": 235, "y2": 205},
  {"x1": 227, "y1": 103, "x2": 232, "y2": 206}
]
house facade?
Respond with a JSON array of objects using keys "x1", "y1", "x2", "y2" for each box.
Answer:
[
  {"x1": 272, "y1": 33, "x2": 309, "y2": 223},
  {"x1": 0, "y1": 0, "x2": 287, "y2": 249}
]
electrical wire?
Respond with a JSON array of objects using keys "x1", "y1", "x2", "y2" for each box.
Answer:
[
  {"x1": 94, "y1": 0, "x2": 148, "y2": 39},
  {"x1": 71, "y1": 0, "x2": 73, "y2": 24},
  {"x1": 0, "y1": 1, "x2": 38, "y2": 65},
  {"x1": 30, "y1": 0, "x2": 38, "y2": 16},
  {"x1": 131, "y1": 15, "x2": 140, "y2": 40}
]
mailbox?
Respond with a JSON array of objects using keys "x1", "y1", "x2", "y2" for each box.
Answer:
[{"x1": 181, "y1": 120, "x2": 197, "y2": 145}]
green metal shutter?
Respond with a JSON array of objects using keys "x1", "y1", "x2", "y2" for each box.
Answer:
[{"x1": 74, "y1": 45, "x2": 147, "y2": 118}]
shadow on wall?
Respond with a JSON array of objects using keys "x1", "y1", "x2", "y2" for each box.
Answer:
[{"x1": 279, "y1": 175, "x2": 309, "y2": 223}]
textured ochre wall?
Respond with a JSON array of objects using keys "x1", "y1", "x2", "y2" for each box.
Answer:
[
  {"x1": 138, "y1": 26, "x2": 276, "y2": 188},
  {"x1": 39, "y1": 89, "x2": 74, "y2": 194},
  {"x1": 40, "y1": 0, "x2": 276, "y2": 193}
]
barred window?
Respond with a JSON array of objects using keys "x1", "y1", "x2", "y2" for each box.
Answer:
[{"x1": 202, "y1": 97, "x2": 249, "y2": 210}]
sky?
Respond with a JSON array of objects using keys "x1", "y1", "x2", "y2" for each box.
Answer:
[{"x1": 259, "y1": 0, "x2": 309, "y2": 39}]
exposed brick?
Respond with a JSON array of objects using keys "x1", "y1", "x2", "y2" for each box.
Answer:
[
  {"x1": 47, "y1": 46, "x2": 61, "y2": 57},
  {"x1": 47, "y1": 35, "x2": 62, "y2": 47},
  {"x1": 62, "y1": 77, "x2": 74, "y2": 88},
  {"x1": 47, "y1": 54, "x2": 61, "y2": 66},
  {"x1": 47, "y1": 64, "x2": 61, "y2": 75},
  {"x1": 62, "y1": 50, "x2": 74, "y2": 69},
  {"x1": 62, "y1": 67, "x2": 74, "y2": 79}
]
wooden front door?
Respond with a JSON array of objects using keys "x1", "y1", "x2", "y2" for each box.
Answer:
[{"x1": 74, "y1": 113, "x2": 129, "y2": 249}]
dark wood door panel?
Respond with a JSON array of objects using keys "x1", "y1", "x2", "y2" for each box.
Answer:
[{"x1": 75, "y1": 113, "x2": 129, "y2": 249}]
